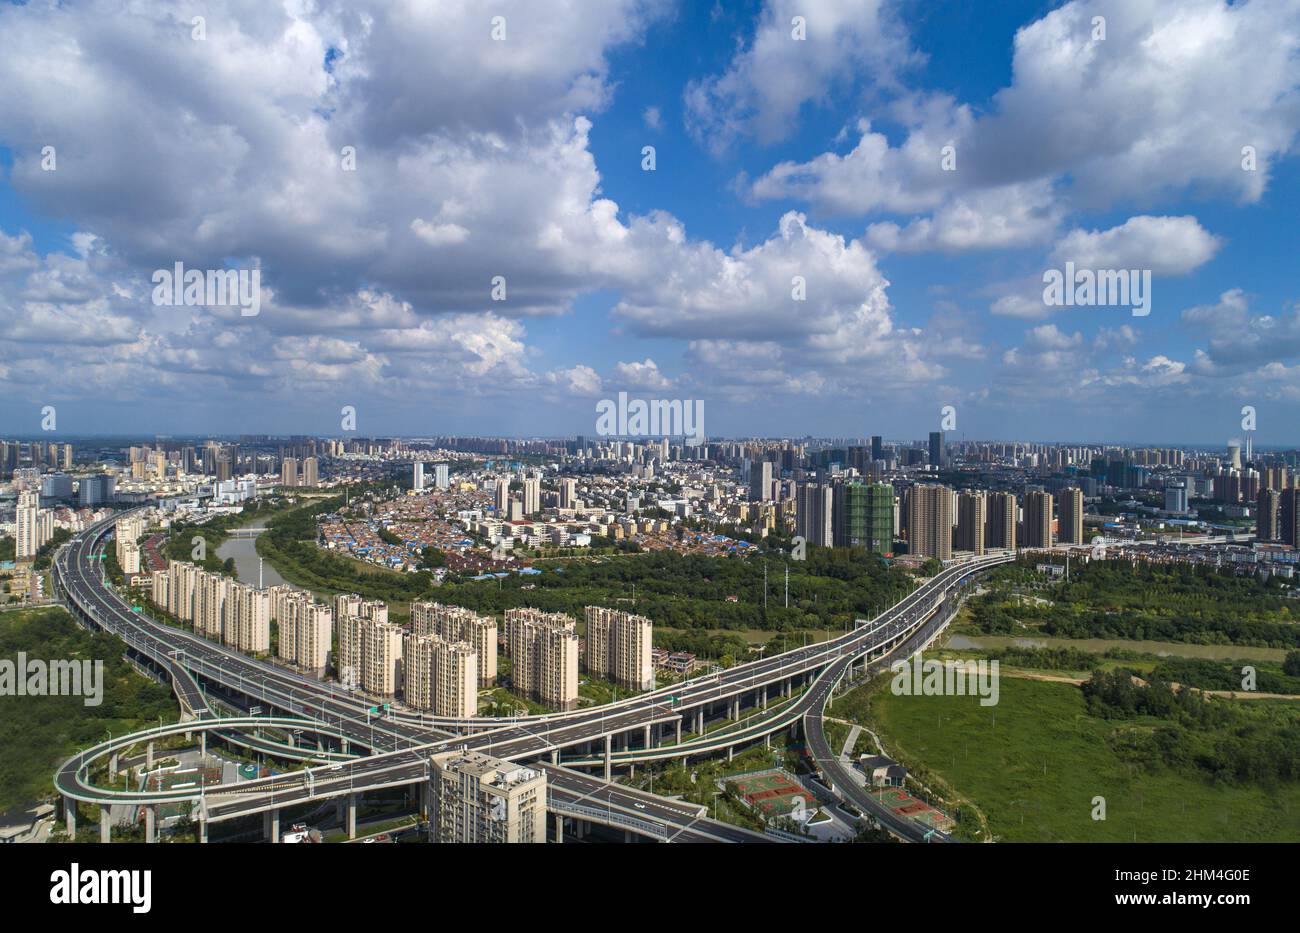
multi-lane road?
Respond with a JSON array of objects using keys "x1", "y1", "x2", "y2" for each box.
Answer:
[{"x1": 53, "y1": 508, "x2": 1011, "y2": 841}]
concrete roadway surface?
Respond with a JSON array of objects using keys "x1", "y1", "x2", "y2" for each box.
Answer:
[
  {"x1": 55, "y1": 508, "x2": 1006, "y2": 840},
  {"x1": 802, "y1": 598, "x2": 969, "y2": 844}
]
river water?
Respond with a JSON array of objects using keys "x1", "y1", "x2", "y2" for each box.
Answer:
[{"x1": 215, "y1": 514, "x2": 287, "y2": 588}]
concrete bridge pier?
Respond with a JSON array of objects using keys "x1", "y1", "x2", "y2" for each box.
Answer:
[
  {"x1": 553, "y1": 813, "x2": 564, "y2": 843},
  {"x1": 603, "y1": 734, "x2": 612, "y2": 781},
  {"x1": 346, "y1": 794, "x2": 357, "y2": 839},
  {"x1": 761, "y1": 686, "x2": 768, "y2": 709},
  {"x1": 100, "y1": 806, "x2": 111, "y2": 844},
  {"x1": 730, "y1": 698, "x2": 740, "y2": 720},
  {"x1": 146, "y1": 742, "x2": 154, "y2": 769},
  {"x1": 264, "y1": 808, "x2": 280, "y2": 843},
  {"x1": 694, "y1": 707, "x2": 704, "y2": 735},
  {"x1": 419, "y1": 781, "x2": 431, "y2": 820},
  {"x1": 550, "y1": 749, "x2": 559, "y2": 764},
  {"x1": 199, "y1": 817, "x2": 208, "y2": 844},
  {"x1": 675, "y1": 718, "x2": 682, "y2": 745},
  {"x1": 63, "y1": 796, "x2": 77, "y2": 837},
  {"x1": 200, "y1": 732, "x2": 206, "y2": 757},
  {"x1": 144, "y1": 805, "x2": 157, "y2": 844},
  {"x1": 643, "y1": 724, "x2": 652, "y2": 749}
]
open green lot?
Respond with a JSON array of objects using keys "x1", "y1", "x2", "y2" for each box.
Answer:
[{"x1": 868, "y1": 676, "x2": 1300, "y2": 842}]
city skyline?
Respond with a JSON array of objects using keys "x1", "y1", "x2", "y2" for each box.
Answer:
[{"x1": 0, "y1": 0, "x2": 1298, "y2": 441}]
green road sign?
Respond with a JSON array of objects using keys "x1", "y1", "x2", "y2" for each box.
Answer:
[{"x1": 132, "y1": 606, "x2": 142, "y2": 613}]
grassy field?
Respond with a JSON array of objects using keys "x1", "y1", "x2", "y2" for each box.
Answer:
[{"x1": 866, "y1": 676, "x2": 1300, "y2": 842}]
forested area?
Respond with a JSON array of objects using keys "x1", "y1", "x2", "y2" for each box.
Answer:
[
  {"x1": 0, "y1": 608, "x2": 176, "y2": 811},
  {"x1": 967, "y1": 559, "x2": 1300, "y2": 648}
]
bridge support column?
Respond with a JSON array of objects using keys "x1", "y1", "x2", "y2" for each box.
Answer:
[
  {"x1": 199, "y1": 817, "x2": 208, "y2": 844},
  {"x1": 144, "y1": 805, "x2": 157, "y2": 844},
  {"x1": 553, "y1": 812, "x2": 564, "y2": 843},
  {"x1": 727, "y1": 745, "x2": 734, "y2": 763},
  {"x1": 419, "y1": 781, "x2": 431, "y2": 820},
  {"x1": 63, "y1": 797, "x2": 76, "y2": 837},
  {"x1": 761, "y1": 686, "x2": 768, "y2": 709},
  {"x1": 695, "y1": 708, "x2": 704, "y2": 735},
  {"x1": 146, "y1": 742, "x2": 154, "y2": 769},
  {"x1": 675, "y1": 719, "x2": 682, "y2": 745},
  {"x1": 200, "y1": 732, "x2": 206, "y2": 757},
  {"x1": 99, "y1": 806, "x2": 111, "y2": 844},
  {"x1": 624, "y1": 829, "x2": 633, "y2": 843},
  {"x1": 603, "y1": 734, "x2": 612, "y2": 781},
  {"x1": 643, "y1": 724, "x2": 652, "y2": 749},
  {"x1": 264, "y1": 808, "x2": 280, "y2": 843},
  {"x1": 550, "y1": 748, "x2": 559, "y2": 764},
  {"x1": 730, "y1": 698, "x2": 739, "y2": 720},
  {"x1": 346, "y1": 794, "x2": 357, "y2": 840},
  {"x1": 110, "y1": 752, "x2": 118, "y2": 774}
]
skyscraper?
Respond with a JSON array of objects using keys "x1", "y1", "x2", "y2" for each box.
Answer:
[
  {"x1": 928, "y1": 431, "x2": 946, "y2": 469},
  {"x1": 749, "y1": 459, "x2": 772, "y2": 502},
  {"x1": 870, "y1": 435, "x2": 883, "y2": 462}
]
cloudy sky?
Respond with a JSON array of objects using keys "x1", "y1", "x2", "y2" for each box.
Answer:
[{"x1": 1, "y1": 0, "x2": 1298, "y2": 444}]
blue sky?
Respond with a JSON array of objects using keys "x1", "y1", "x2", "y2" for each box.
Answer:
[{"x1": 1, "y1": 0, "x2": 1298, "y2": 444}]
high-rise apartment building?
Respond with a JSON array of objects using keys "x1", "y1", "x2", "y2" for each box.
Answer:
[
  {"x1": 273, "y1": 590, "x2": 332, "y2": 677},
  {"x1": 795, "y1": 482, "x2": 834, "y2": 548},
  {"x1": 1258, "y1": 489, "x2": 1281, "y2": 542},
  {"x1": 1023, "y1": 490, "x2": 1054, "y2": 548},
  {"x1": 907, "y1": 484, "x2": 953, "y2": 561},
  {"x1": 434, "y1": 463, "x2": 449, "y2": 489},
  {"x1": 1058, "y1": 487, "x2": 1085, "y2": 544},
  {"x1": 1280, "y1": 489, "x2": 1300, "y2": 548},
  {"x1": 403, "y1": 633, "x2": 478, "y2": 717},
  {"x1": 956, "y1": 491, "x2": 987, "y2": 555},
  {"x1": 504, "y1": 608, "x2": 579, "y2": 711},
  {"x1": 428, "y1": 751, "x2": 546, "y2": 844},
  {"x1": 522, "y1": 475, "x2": 541, "y2": 515},
  {"x1": 281, "y1": 457, "x2": 298, "y2": 487},
  {"x1": 15, "y1": 489, "x2": 41, "y2": 561},
  {"x1": 749, "y1": 459, "x2": 772, "y2": 502},
  {"x1": 362, "y1": 621, "x2": 404, "y2": 697},
  {"x1": 411, "y1": 602, "x2": 497, "y2": 686},
  {"x1": 301, "y1": 456, "x2": 318, "y2": 488},
  {"x1": 584, "y1": 606, "x2": 654, "y2": 692},
  {"x1": 986, "y1": 492, "x2": 1018, "y2": 550}
]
